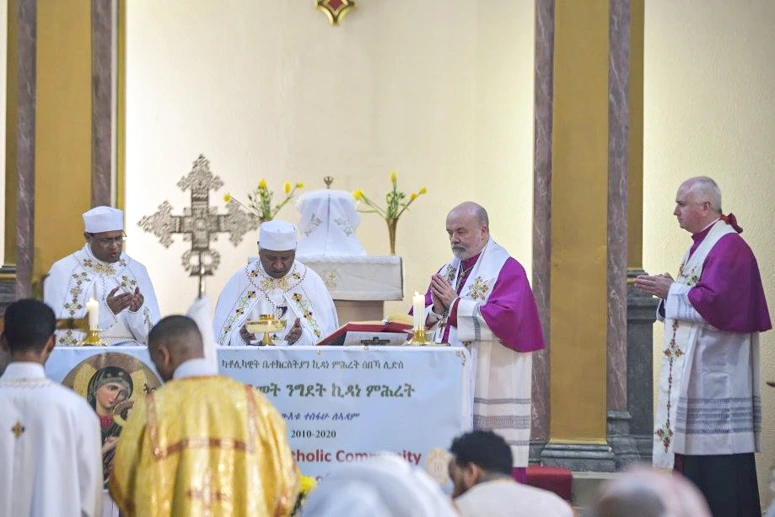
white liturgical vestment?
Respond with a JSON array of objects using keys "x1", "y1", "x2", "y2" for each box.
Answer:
[
  {"x1": 0, "y1": 362, "x2": 103, "y2": 517},
  {"x1": 214, "y1": 259, "x2": 339, "y2": 346},
  {"x1": 44, "y1": 245, "x2": 161, "y2": 345}
]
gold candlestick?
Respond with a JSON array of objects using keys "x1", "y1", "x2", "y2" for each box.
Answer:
[
  {"x1": 80, "y1": 329, "x2": 106, "y2": 346},
  {"x1": 407, "y1": 327, "x2": 431, "y2": 345},
  {"x1": 246, "y1": 315, "x2": 287, "y2": 346}
]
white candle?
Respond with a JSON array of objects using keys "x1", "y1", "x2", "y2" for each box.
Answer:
[
  {"x1": 259, "y1": 298, "x2": 271, "y2": 318},
  {"x1": 412, "y1": 291, "x2": 425, "y2": 330},
  {"x1": 86, "y1": 298, "x2": 99, "y2": 330}
]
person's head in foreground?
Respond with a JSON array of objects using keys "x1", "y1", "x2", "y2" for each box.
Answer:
[
  {"x1": 1, "y1": 299, "x2": 57, "y2": 365},
  {"x1": 302, "y1": 455, "x2": 457, "y2": 517},
  {"x1": 448, "y1": 429, "x2": 512, "y2": 497},
  {"x1": 588, "y1": 466, "x2": 711, "y2": 517},
  {"x1": 147, "y1": 315, "x2": 204, "y2": 382}
]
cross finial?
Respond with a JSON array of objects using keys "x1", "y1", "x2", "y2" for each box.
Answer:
[
  {"x1": 324, "y1": 176, "x2": 334, "y2": 189},
  {"x1": 11, "y1": 421, "x2": 25, "y2": 439}
]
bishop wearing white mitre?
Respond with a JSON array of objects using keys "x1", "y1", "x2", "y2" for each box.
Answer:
[
  {"x1": 44, "y1": 206, "x2": 161, "y2": 346},
  {"x1": 214, "y1": 220, "x2": 339, "y2": 346}
]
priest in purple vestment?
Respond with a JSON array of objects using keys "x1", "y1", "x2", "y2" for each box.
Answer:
[
  {"x1": 635, "y1": 176, "x2": 770, "y2": 517},
  {"x1": 414, "y1": 201, "x2": 545, "y2": 484}
]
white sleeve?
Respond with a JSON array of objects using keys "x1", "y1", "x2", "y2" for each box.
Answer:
[
  {"x1": 78, "y1": 408, "x2": 103, "y2": 517},
  {"x1": 455, "y1": 298, "x2": 495, "y2": 342},
  {"x1": 664, "y1": 282, "x2": 706, "y2": 324}
]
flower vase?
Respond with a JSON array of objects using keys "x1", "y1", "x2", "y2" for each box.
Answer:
[{"x1": 387, "y1": 218, "x2": 398, "y2": 255}]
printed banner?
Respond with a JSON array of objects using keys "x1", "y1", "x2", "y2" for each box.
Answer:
[{"x1": 46, "y1": 346, "x2": 472, "y2": 481}]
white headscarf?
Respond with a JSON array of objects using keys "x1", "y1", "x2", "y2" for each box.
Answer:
[{"x1": 302, "y1": 456, "x2": 457, "y2": 517}]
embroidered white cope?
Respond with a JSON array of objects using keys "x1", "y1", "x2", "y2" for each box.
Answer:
[
  {"x1": 426, "y1": 239, "x2": 533, "y2": 468},
  {"x1": 44, "y1": 245, "x2": 161, "y2": 346},
  {"x1": 0, "y1": 362, "x2": 103, "y2": 517},
  {"x1": 653, "y1": 220, "x2": 761, "y2": 468},
  {"x1": 213, "y1": 259, "x2": 339, "y2": 346}
]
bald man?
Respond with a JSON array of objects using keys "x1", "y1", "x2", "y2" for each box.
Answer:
[
  {"x1": 108, "y1": 316, "x2": 299, "y2": 516},
  {"x1": 417, "y1": 202, "x2": 544, "y2": 483},
  {"x1": 635, "y1": 176, "x2": 770, "y2": 517},
  {"x1": 589, "y1": 467, "x2": 710, "y2": 517}
]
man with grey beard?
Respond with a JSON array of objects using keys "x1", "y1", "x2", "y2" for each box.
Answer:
[{"x1": 416, "y1": 202, "x2": 545, "y2": 483}]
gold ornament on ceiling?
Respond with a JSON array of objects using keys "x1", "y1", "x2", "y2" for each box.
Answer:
[{"x1": 316, "y1": 0, "x2": 356, "y2": 26}]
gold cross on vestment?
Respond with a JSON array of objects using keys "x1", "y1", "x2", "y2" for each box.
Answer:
[
  {"x1": 138, "y1": 154, "x2": 258, "y2": 296},
  {"x1": 186, "y1": 471, "x2": 229, "y2": 517},
  {"x1": 11, "y1": 421, "x2": 25, "y2": 439}
]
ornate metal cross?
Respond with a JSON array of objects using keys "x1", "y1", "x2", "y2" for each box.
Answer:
[{"x1": 138, "y1": 155, "x2": 258, "y2": 296}]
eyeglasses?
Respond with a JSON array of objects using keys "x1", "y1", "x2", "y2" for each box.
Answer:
[{"x1": 88, "y1": 233, "x2": 127, "y2": 245}]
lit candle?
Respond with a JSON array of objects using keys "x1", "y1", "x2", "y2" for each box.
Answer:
[
  {"x1": 86, "y1": 298, "x2": 99, "y2": 330},
  {"x1": 412, "y1": 291, "x2": 425, "y2": 330}
]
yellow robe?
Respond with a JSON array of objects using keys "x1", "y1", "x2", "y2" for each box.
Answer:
[{"x1": 108, "y1": 375, "x2": 299, "y2": 517}]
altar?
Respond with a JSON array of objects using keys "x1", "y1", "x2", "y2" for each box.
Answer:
[{"x1": 46, "y1": 345, "x2": 473, "y2": 482}]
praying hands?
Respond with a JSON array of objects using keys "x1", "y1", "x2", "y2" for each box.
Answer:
[
  {"x1": 431, "y1": 274, "x2": 457, "y2": 314},
  {"x1": 107, "y1": 286, "x2": 145, "y2": 314},
  {"x1": 633, "y1": 273, "x2": 674, "y2": 299}
]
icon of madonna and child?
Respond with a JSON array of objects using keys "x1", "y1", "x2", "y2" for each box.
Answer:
[{"x1": 62, "y1": 353, "x2": 162, "y2": 486}]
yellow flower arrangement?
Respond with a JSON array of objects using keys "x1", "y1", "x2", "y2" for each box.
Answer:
[
  {"x1": 292, "y1": 475, "x2": 318, "y2": 515},
  {"x1": 353, "y1": 171, "x2": 427, "y2": 254},
  {"x1": 224, "y1": 179, "x2": 304, "y2": 223}
]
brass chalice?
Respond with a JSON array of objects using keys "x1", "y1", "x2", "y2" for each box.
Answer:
[{"x1": 246, "y1": 315, "x2": 287, "y2": 346}]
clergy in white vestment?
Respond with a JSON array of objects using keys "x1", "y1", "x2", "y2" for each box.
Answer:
[
  {"x1": 214, "y1": 220, "x2": 339, "y2": 346},
  {"x1": 449, "y1": 431, "x2": 573, "y2": 517},
  {"x1": 418, "y1": 202, "x2": 545, "y2": 483},
  {"x1": 0, "y1": 299, "x2": 103, "y2": 517},
  {"x1": 634, "y1": 177, "x2": 771, "y2": 517},
  {"x1": 44, "y1": 206, "x2": 161, "y2": 346}
]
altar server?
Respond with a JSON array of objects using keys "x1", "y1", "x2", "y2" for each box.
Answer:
[{"x1": 0, "y1": 299, "x2": 103, "y2": 517}]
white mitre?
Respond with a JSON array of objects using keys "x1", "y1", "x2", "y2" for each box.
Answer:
[
  {"x1": 296, "y1": 189, "x2": 366, "y2": 256},
  {"x1": 83, "y1": 206, "x2": 123, "y2": 233}
]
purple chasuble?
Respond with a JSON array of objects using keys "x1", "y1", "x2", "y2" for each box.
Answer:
[
  {"x1": 420, "y1": 255, "x2": 545, "y2": 353},
  {"x1": 686, "y1": 223, "x2": 771, "y2": 333}
]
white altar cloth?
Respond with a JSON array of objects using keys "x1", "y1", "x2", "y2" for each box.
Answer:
[{"x1": 46, "y1": 345, "x2": 472, "y2": 486}]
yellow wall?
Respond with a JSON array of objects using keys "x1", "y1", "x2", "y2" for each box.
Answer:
[
  {"x1": 34, "y1": 0, "x2": 92, "y2": 284},
  {"x1": 123, "y1": 0, "x2": 535, "y2": 315},
  {"x1": 549, "y1": 0, "x2": 609, "y2": 442},
  {"x1": 644, "y1": 0, "x2": 775, "y2": 505}
]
